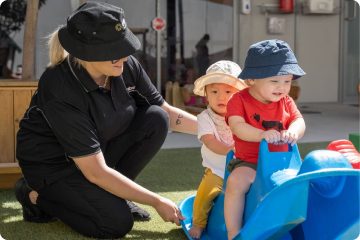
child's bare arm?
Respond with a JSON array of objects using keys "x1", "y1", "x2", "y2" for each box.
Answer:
[
  {"x1": 200, "y1": 134, "x2": 235, "y2": 155},
  {"x1": 228, "y1": 116, "x2": 264, "y2": 142},
  {"x1": 280, "y1": 118, "x2": 306, "y2": 146},
  {"x1": 228, "y1": 116, "x2": 281, "y2": 143}
]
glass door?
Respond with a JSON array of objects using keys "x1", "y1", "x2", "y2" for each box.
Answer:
[{"x1": 341, "y1": 0, "x2": 359, "y2": 104}]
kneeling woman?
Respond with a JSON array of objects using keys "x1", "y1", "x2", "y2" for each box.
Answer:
[{"x1": 14, "y1": 2, "x2": 196, "y2": 239}]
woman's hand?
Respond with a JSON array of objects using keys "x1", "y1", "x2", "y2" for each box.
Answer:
[{"x1": 154, "y1": 197, "x2": 185, "y2": 225}]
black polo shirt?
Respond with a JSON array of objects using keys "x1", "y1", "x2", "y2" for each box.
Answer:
[{"x1": 16, "y1": 56, "x2": 164, "y2": 190}]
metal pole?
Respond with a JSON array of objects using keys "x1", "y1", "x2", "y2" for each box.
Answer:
[
  {"x1": 178, "y1": 0, "x2": 184, "y2": 64},
  {"x1": 156, "y1": 0, "x2": 161, "y2": 92},
  {"x1": 293, "y1": 0, "x2": 299, "y2": 88},
  {"x1": 232, "y1": 0, "x2": 239, "y2": 64},
  {"x1": 294, "y1": 0, "x2": 298, "y2": 56}
]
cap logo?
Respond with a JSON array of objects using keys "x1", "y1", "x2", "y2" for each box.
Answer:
[
  {"x1": 122, "y1": 18, "x2": 127, "y2": 29},
  {"x1": 115, "y1": 23, "x2": 122, "y2": 31}
]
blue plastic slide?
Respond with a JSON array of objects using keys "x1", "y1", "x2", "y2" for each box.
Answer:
[{"x1": 178, "y1": 140, "x2": 360, "y2": 240}]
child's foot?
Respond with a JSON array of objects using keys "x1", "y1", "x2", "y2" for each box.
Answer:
[
  {"x1": 227, "y1": 230, "x2": 238, "y2": 240},
  {"x1": 188, "y1": 225, "x2": 204, "y2": 239}
]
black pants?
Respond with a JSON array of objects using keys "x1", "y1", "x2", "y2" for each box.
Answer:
[{"x1": 36, "y1": 105, "x2": 169, "y2": 239}]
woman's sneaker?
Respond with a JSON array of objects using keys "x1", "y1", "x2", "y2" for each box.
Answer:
[
  {"x1": 126, "y1": 200, "x2": 152, "y2": 221},
  {"x1": 14, "y1": 178, "x2": 56, "y2": 223}
]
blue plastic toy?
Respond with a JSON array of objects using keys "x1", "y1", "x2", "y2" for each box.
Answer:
[{"x1": 178, "y1": 140, "x2": 360, "y2": 240}]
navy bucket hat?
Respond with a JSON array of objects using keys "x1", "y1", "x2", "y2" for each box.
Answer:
[{"x1": 239, "y1": 39, "x2": 305, "y2": 80}]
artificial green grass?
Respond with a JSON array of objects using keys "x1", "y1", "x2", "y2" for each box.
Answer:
[{"x1": 0, "y1": 142, "x2": 330, "y2": 240}]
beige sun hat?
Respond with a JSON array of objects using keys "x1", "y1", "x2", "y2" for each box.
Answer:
[{"x1": 193, "y1": 60, "x2": 247, "y2": 96}]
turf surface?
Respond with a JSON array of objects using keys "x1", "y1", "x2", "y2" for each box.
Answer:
[{"x1": 0, "y1": 142, "x2": 331, "y2": 240}]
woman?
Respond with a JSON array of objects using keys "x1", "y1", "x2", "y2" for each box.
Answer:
[{"x1": 14, "y1": 2, "x2": 197, "y2": 239}]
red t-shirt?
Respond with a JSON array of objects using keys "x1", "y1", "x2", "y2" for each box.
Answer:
[{"x1": 226, "y1": 88, "x2": 303, "y2": 164}]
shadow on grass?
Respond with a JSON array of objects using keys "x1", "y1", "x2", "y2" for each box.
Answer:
[
  {"x1": 0, "y1": 220, "x2": 88, "y2": 240},
  {"x1": 126, "y1": 228, "x2": 187, "y2": 239},
  {"x1": 0, "y1": 189, "x2": 86, "y2": 239},
  {"x1": 296, "y1": 141, "x2": 331, "y2": 159},
  {"x1": 0, "y1": 195, "x2": 187, "y2": 240},
  {"x1": 135, "y1": 148, "x2": 204, "y2": 193}
]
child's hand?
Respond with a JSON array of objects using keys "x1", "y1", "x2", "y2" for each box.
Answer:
[
  {"x1": 260, "y1": 130, "x2": 281, "y2": 144},
  {"x1": 228, "y1": 144, "x2": 235, "y2": 153},
  {"x1": 280, "y1": 130, "x2": 299, "y2": 146}
]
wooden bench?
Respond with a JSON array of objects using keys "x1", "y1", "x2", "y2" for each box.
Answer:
[{"x1": 0, "y1": 163, "x2": 23, "y2": 189}]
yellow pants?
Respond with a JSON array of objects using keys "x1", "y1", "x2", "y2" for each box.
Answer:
[{"x1": 192, "y1": 168, "x2": 223, "y2": 228}]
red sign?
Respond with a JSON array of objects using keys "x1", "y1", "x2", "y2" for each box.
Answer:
[
  {"x1": 279, "y1": 0, "x2": 294, "y2": 13},
  {"x1": 152, "y1": 17, "x2": 166, "y2": 31}
]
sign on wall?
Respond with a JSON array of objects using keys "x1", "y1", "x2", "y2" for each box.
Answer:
[{"x1": 152, "y1": 17, "x2": 166, "y2": 31}]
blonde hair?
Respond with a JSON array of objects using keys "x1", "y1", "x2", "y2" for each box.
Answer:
[{"x1": 46, "y1": 26, "x2": 84, "y2": 68}]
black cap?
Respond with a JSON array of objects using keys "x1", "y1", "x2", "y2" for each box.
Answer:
[{"x1": 58, "y1": 1, "x2": 141, "y2": 62}]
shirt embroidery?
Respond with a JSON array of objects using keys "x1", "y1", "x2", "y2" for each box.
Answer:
[{"x1": 127, "y1": 86, "x2": 136, "y2": 93}]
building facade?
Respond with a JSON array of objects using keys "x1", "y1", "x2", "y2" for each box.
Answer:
[{"x1": 8, "y1": 0, "x2": 360, "y2": 104}]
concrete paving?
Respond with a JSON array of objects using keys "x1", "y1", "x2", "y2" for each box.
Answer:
[{"x1": 161, "y1": 103, "x2": 359, "y2": 149}]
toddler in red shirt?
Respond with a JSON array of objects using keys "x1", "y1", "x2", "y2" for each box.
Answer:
[{"x1": 224, "y1": 39, "x2": 306, "y2": 240}]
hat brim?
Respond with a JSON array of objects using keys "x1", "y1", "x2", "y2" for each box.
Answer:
[
  {"x1": 58, "y1": 25, "x2": 141, "y2": 62},
  {"x1": 239, "y1": 63, "x2": 306, "y2": 80},
  {"x1": 193, "y1": 73, "x2": 248, "y2": 96}
]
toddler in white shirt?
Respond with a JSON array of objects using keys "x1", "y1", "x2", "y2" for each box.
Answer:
[{"x1": 188, "y1": 60, "x2": 247, "y2": 239}]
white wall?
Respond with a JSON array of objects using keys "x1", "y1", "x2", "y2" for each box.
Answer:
[
  {"x1": 237, "y1": 0, "x2": 341, "y2": 103},
  {"x1": 296, "y1": 6, "x2": 340, "y2": 102}
]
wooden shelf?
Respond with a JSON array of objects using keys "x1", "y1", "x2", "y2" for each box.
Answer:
[{"x1": 0, "y1": 80, "x2": 38, "y2": 188}]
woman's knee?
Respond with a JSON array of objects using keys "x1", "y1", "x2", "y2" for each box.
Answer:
[
  {"x1": 98, "y1": 212, "x2": 134, "y2": 239},
  {"x1": 140, "y1": 106, "x2": 169, "y2": 141},
  {"x1": 147, "y1": 105, "x2": 170, "y2": 131}
]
